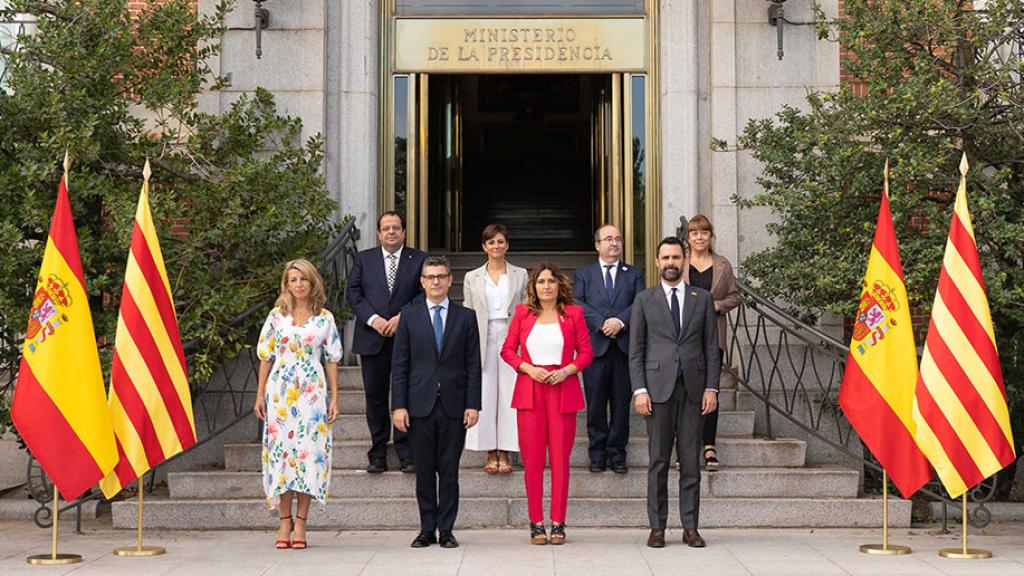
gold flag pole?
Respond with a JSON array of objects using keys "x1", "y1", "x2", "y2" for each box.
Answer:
[
  {"x1": 26, "y1": 485, "x2": 82, "y2": 565},
  {"x1": 860, "y1": 470, "x2": 911, "y2": 555},
  {"x1": 938, "y1": 492, "x2": 992, "y2": 559},
  {"x1": 113, "y1": 472, "x2": 166, "y2": 556}
]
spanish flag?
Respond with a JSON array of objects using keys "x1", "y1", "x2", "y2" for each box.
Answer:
[
  {"x1": 838, "y1": 165, "x2": 932, "y2": 498},
  {"x1": 912, "y1": 155, "x2": 1015, "y2": 498},
  {"x1": 12, "y1": 159, "x2": 118, "y2": 502},
  {"x1": 100, "y1": 161, "x2": 196, "y2": 498}
]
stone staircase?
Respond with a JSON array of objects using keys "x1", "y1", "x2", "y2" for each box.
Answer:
[{"x1": 111, "y1": 367, "x2": 910, "y2": 530}]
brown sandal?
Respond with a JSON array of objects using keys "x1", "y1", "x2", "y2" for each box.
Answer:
[
  {"x1": 497, "y1": 452, "x2": 513, "y2": 474},
  {"x1": 275, "y1": 515, "x2": 292, "y2": 549},
  {"x1": 484, "y1": 451, "x2": 499, "y2": 474},
  {"x1": 291, "y1": 515, "x2": 307, "y2": 549}
]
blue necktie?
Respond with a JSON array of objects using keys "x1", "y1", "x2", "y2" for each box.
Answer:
[
  {"x1": 604, "y1": 265, "x2": 614, "y2": 301},
  {"x1": 670, "y1": 288, "x2": 681, "y2": 337},
  {"x1": 432, "y1": 305, "x2": 444, "y2": 352}
]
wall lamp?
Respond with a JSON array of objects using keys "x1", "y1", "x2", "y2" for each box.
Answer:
[{"x1": 253, "y1": 0, "x2": 270, "y2": 59}]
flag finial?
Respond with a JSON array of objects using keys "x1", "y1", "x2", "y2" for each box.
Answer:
[
  {"x1": 143, "y1": 159, "x2": 152, "y2": 183},
  {"x1": 959, "y1": 153, "x2": 969, "y2": 176},
  {"x1": 63, "y1": 151, "x2": 70, "y2": 174}
]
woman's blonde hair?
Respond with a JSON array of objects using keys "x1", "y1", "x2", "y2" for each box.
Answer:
[
  {"x1": 525, "y1": 263, "x2": 574, "y2": 316},
  {"x1": 275, "y1": 259, "x2": 326, "y2": 316}
]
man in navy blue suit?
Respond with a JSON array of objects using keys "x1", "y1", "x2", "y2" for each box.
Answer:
[
  {"x1": 346, "y1": 211, "x2": 427, "y2": 473},
  {"x1": 573, "y1": 223, "x2": 646, "y2": 473},
  {"x1": 392, "y1": 256, "x2": 481, "y2": 549}
]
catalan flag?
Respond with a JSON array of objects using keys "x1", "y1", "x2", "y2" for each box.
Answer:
[
  {"x1": 838, "y1": 165, "x2": 932, "y2": 498},
  {"x1": 912, "y1": 155, "x2": 1015, "y2": 498},
  {"x1": 12, "y1": 159, "x2": 118, "y2": 501},
  {"x1": 99, "y1": 161, "x2": 195, "y2": 498}
]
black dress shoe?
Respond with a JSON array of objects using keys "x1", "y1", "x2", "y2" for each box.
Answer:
[
  {"x1": 438, "y1": 531, "x2": 459, "y2": 548},
  {"x1": 400, "y1": 460, "x2": 416, "y2": 473},
  {"x1": 647, "y1": 528, "x2": 666, "y2": 548},
  {"x1": 589, "y1": 460, "x2": 607, "y2": 473},
  {"x1": 411, "y1": 531, "x2": 437, "y2": 548},
  {"x1": 610, "y1": 461, "x2": 628, "y2": 474},
  {"x1": 366, "y1": 460, "x2": 387, "y2": 474},
  {"x1": 683, "y1": 528, "x2": 706, "y2": 548}
]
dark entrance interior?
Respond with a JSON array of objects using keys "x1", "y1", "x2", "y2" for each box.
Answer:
[{"x1": 427, "y1": 74, "x2": 606, "y2": 252}]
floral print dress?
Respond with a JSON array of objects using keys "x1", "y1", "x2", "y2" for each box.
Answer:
[{"x1": 256, "y1": 307, "x2": 342, "y2": 508}]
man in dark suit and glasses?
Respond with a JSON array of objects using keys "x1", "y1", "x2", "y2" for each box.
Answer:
[
  {"x1": 573, "y1": 223, "x2": 646, "y2": 473},
  {"x1": 629, "y1": 236, "x2": 720, "y2": 548},
  {"x1": 346, "y1": 211, "x2": 427, "y2": 473},
  {"x1": 391, "y1": 256, "x2": 482, "y2": 549}
]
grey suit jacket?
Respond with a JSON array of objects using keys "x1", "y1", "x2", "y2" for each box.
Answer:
[{"x1": 628, "y1": 283, "x2": 721, "y2": 403}]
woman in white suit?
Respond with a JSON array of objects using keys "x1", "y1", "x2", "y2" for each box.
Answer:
[{"x1": 462, "y1": 223, "x2": 528, "y2": 473}]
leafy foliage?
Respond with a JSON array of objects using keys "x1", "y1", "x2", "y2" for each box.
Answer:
[
  {"x1": 732, "y1": 0, "x2": 1024, "y2": 448},
  {"x1": 0, "y1": 0, "x2": 338, "y2": 436}
]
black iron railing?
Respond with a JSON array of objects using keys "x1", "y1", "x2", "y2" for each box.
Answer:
[
  {"x1": 12, "y1": 221, "x2": 360, "y2": 529},
  {"x1": 726, "y1": 277, "x2": 997, "y2": 529}
]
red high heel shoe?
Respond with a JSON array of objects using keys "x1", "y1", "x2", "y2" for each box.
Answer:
[
  {"x1": 276, "y1": 515, "x2": 292, "y2": 549},
  {"x1": 291, "y1": 515, "x2": 308, "y2": 549}
]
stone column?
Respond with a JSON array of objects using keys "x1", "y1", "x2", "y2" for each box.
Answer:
[
  {"x1": 329, "y1": 1, "x2": 378, "y2": 249},
  {"x1": 659, "y1": 0, "x2": 701, "y2": 237}
]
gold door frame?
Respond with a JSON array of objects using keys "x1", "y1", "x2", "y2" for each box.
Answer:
[{"x1": 380, "y1": 0, "x2": 662, "y2": 271}]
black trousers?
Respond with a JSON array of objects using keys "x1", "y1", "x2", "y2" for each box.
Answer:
[
  {"x1": 582, "y1": 345, "x2": 632, "y2": 464},
  {"x1": 360, "y1": 338, "x2": 412, "y2": 463},
  {"x1": 410, "y1": 401, "x2": 466, "y2": 533},
  {"x1": 701, "y1": 348, "x2": 725, "y2": 447},
  {"x1": 645, "y1": 377, "x2": 703, "y2": 530}
]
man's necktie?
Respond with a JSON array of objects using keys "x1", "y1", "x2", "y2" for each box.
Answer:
[
  {"x1": 386, "y1": 254, "x2": 398, "y2": 294},
  {"x1": 432, "y1": 305, "x2": 444, "y2": 351},
  {"x1": 670, "y1": 287, "x2": 681, "y2": 337},
  {"x1": 604, "y1": 265, "x2": 614, "y2": 302}
]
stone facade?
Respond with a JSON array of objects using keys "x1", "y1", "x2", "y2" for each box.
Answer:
[{"x1": 201, "y1": 0, "x2": 839, "y2": 257}]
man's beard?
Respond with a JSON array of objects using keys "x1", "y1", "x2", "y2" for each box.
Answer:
[{"x1": 660, "y1": 266, "x2": 681, "y2": 282}]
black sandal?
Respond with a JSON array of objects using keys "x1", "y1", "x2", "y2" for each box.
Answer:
[
  {"x1": 530, "y1": 522, "x2": 548, "y2": 545},
  {"x1": 703, "y1": 446, "x2": 720, "y2": 472},
  {"x1": 550, "y1": 522, "x2": 566, "y2": 545}
]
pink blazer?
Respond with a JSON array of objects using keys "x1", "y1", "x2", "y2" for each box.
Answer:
[{"x1": 500, "y1": 304, "x2": 594, "y2": 414}]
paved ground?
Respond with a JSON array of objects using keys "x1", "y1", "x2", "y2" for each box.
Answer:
[{"x1": 0, "y1": 521, "x2": 1021, "y2": 576}]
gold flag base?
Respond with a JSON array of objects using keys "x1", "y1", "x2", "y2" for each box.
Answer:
[
  {"x1": 113, "y1": 545, "x2": 166, "y2": 557},
  {"x1": 859, "y1": 471, "x2": 912, "y2": 555},
  {"x1": 939, "y1": 547, "x2": 992, "y2": 560},
  {"x1": 859, "y1": 544, "x2": 911, "y2": 555},
  {"x1": 27, "y1": 486, "x2": 82, "y2": 565},
  {"x1": 26, "y1": 553, "x2": 82, "y2": 565}
]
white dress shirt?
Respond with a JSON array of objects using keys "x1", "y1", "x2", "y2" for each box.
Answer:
[
  {"x1": 367, "y1": 245, "x2": 405, "y2": 326},
  {"x1": 485, "y1": 273, "x2": 509, "y2": 321}
]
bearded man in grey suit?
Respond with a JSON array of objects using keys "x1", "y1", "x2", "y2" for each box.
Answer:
[{"x1": 629, "y1": 236, "x2": 720, "y2": 548}]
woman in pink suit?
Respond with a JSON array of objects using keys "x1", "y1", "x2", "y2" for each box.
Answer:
[{"x1": 501, "y1": 264, "x2": 593, "y2": 545}]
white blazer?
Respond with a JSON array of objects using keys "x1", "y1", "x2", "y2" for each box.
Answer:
[{"x1": 461, "y1": 262, "x2": 528, "y2": 357}]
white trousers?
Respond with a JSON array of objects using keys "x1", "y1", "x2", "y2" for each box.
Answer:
[{"x1": 465, "y1": 319, "x2": 519, "y2": 452}]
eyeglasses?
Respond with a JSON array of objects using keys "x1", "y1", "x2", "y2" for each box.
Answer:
[
  {"x1": 422, "y1": 274, "x2": 450, "y2": 283},
  {"x1": 598, "y1": 236, "x2": 624, "y2": 244}
]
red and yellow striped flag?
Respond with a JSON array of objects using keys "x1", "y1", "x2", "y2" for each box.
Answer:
[
  {"x1": 838, "y1": 165, "x2": 932, "y2": 498},
  {"x1": 100, "y1": 161, "x2": 196, "y2": 498},
  {"x1": 12, "y1": 158, "x2": 118, "y2": 501},
  {"x1": 912, "y1": 155, "x2": 1015, "y2": 498}
]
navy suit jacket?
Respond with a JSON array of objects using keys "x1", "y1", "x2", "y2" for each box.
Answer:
[
  {"x1": 573, "y1": 262, "x2": 646, "y2": 357},
  {"x1": 391, "y1": 297, "x2": 482, "y2": 419},
  {"x1": 346, "y1": 245, "x2": 427, "y2": 355}
]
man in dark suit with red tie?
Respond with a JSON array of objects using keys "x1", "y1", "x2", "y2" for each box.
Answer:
[
  {"x1": 346, "y1": 211, "x2": 427, "y2": 473},
  {"x1": 573, "y1": 224, "x2": 646, "y2": 473}
]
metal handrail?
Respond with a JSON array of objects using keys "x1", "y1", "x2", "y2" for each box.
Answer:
[
  {"x1": 726, "y1": 278, "x2": 997, "y2": 529},
  {"x1": 17, "y1": 221, "x2": 361, "y2": 529}
]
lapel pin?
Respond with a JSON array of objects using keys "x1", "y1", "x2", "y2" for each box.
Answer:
[{"x1": 691, "y1": 291, "x2": 698, "y2": 296}]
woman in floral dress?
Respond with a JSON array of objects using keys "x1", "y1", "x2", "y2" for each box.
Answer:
[{"x1": 254, "y1": 259, "x2": 341, "y2": 549}]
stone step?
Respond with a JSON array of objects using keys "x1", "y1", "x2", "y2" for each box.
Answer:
[
  {"x1": 224, "y1": 436, "x2": 807, "y2": 471},
  {"x1": 113, "y1": 495, "x2": 910, "y2": 529},
  {"x1": 318, "y1": 410, "x2": 755, "y2": 441},
  {"x1": 168, "y1": 466, "x2": 859, "y2": 500}
]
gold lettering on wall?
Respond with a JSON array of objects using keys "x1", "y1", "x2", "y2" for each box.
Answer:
[{"x1": 395, "y1": 18, "x2": 645, "y2": 73}]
